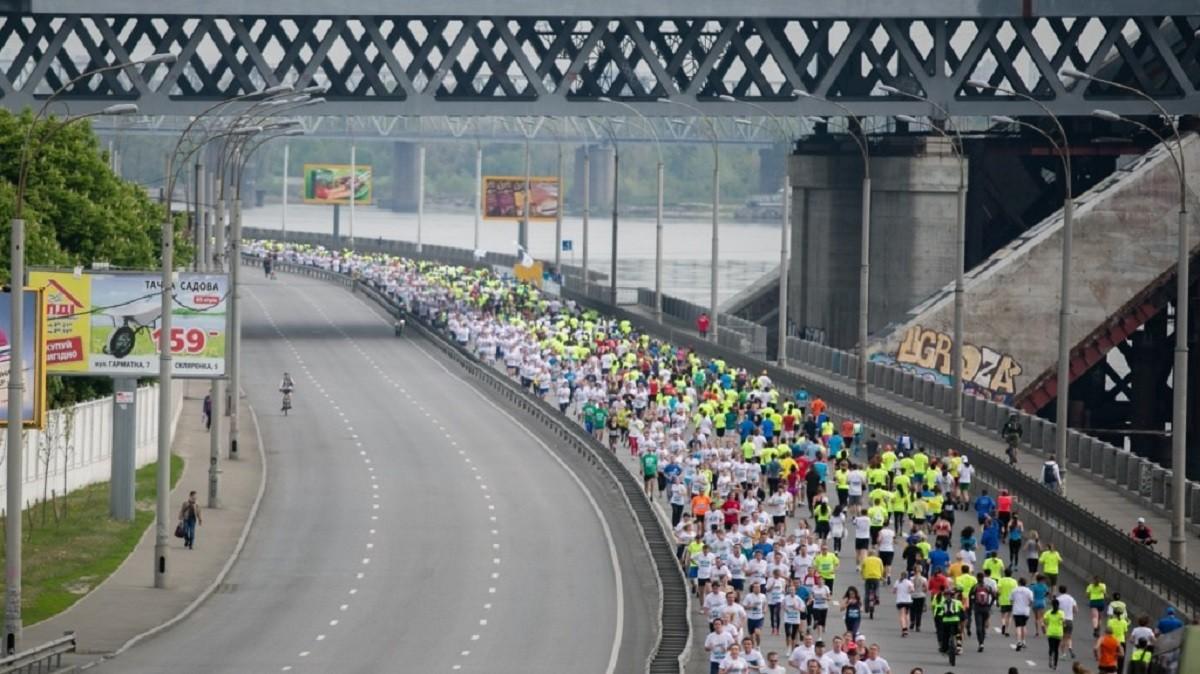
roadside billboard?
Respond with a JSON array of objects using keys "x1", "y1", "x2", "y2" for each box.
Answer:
[
  {"x1": 0, "y1": 289, "x2": 47, "y2": 429},
  {"x1": 482, "y1": 176, "x2": 559, "y2": 221},
  {"x1": 28, "y1": 271, "x2": 228, "y2": 378},
  {"x1": 303, "y1": 163, "x2": 373, "y2": 205}
]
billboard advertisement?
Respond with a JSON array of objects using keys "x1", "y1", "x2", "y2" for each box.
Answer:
[
  {"x1": 0, "y1": 289, "x2": 47, "y2": 429},
  {"x1": 29, "y1": 271, "x2": 228, "y2": 378},
  {"x1": 303, "y1": 163, "x2": 372, "y2": 205},
  {"x1": 482, "y1": 176, "x2": 559, "y2": 221}
]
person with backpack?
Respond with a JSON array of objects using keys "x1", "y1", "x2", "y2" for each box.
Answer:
[
  {"x1": 970, "y1": 571, "x2": 996, "y2": 652},
  {"x1": 1043, "y1": 459, "x2": 1063, "y2": 493},
  {"x1": 177, "y1": 490, "x2": 203, "y2": 550}
]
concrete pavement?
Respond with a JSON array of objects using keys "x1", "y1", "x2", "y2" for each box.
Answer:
[
  {"x1": 22, "y1": 379, "x2": 264, "y2": 664},
  {"x1": 89, "y1": 271, "x2": 654, "y2": 673}
]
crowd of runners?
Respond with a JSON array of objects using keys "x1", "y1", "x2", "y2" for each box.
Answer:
[{"x1": 250, "y1": 241, "x2": 1188, "y2": 674}]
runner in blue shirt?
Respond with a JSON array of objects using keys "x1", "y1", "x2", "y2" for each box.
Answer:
[{"x1": 974, "y1": 490, "x2": 996, "y2": 523}]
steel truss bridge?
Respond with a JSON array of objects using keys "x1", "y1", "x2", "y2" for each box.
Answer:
[{"x1": 1, "y1": 2, "x2": 1198, "y2": 118}]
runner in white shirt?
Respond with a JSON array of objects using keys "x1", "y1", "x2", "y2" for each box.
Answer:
[
  {"x1": 782, "y1": 588, "x2": 806, "y2": 650},
  {"x1": 718, "y1": 642, "x2": 749, "y2": 674},
  {"x1": 760, "y1": 650, "x2": 787, "y2": 674},
  {"x1": 1054, "y1": 588, "x2": 1079, "y2": 658},
  {"x1": 852, "y1": 514, "x2": 872, "y2": 566},
  {"x1": 743, "y1": 582, "x2": 766, "y2": 644},
  {"x1": 876, "y1": 526, "x2": 896, "y2": 583},
  {"x1": 706, "y1": 619, "x2": 736, "y2": 669},
  {"x1": 705, "y1": 586, "x2": 728, "y2": 624},
  {"x1": 862, "y1": 644, "x2": 892, "y2": 674},
  {"x1": 787, "y1": 633, "x2": 816, "y2": 672},
  {"x1": 893, "y1": 574, "x2": 915, "y2": 635},
  {"x1": 1009, "y1": 577, "x2": 1035, "y2": 650},
  {"x1": 820, "y1": 637, "x2": 850, "y2": 673},
  {"x1": 765, "y1": 570, "x2": 787, "y2": 636}
]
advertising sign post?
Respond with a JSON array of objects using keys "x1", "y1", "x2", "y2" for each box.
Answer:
[
  {"x1": 482, "y1": 176, "x2": 560, "y2": 221},
  {"x1": 0, "y1": 289, "x2": 46, "y2": 429},
  {"x1": 29, "y1": 271, "x2": 228, "y2": 378}
]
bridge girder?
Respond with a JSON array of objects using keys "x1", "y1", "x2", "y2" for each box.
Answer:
[{"x1": 1, "y1": 13, "x2": 1197, "y2": 117}]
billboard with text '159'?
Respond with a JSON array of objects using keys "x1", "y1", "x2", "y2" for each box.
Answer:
[{"x1": 29, "y1": 271, "x2": 228, "y2": 378}]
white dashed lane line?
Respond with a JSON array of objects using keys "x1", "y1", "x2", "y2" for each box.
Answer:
[{"x1": 292, "y1": 290, "x2": 510, "y2": 668}]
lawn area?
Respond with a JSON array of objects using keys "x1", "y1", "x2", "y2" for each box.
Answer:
[{"x1": 0, "y1": 454, "x2": 184, "y2": 625}]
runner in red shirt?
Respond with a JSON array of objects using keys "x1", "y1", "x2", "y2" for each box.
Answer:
[{"x1": 997, "y1": 490, "x2": 1014, "y2": 535}]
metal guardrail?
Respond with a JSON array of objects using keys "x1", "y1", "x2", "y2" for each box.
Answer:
[
  {"x1": 0, "y1": 632, "x2": 76, "y2": 674},
  {"x1": 252, "y1": 255, "x2": 690, "y2": 673},
  {"x1": 783, "y1": 333, "x2": 1200, "y2": 534},
  {"x1": 634, "y1": 287, "x2": 768, "y2": 360}
]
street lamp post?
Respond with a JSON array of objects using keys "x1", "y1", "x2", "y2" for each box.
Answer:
[
  {"x1": 882, "y1": 84, "x2": 968, "y2": 440},
  {"x1": 798, "y1": 92, "x2": 872, "y2": 399},
  {"x1": 661, "y1": 99, "x2": 720, "y2": 340},
  {"x1": 1090, "y1": 101, "x2": 1190, "y2": 564},
  {"x1": 164, "y1": 123, "x2": 269, "y2": 510},
  {"x1": 5, "y1": 53, "x2": 168, "y2": 653},
  {"x1": 155, "y1": 85, "x2": 295, "y2": 592},
  {"x1": 721, "y1": 96, "x2": 796, "y2": 364},
  {"x1": 520, "y1": 126, "x2": 532, "y2": 253},
  {"x1": 972, "y1": 79, "x2": 1073, "y2": 478},
  {"x1": 601, "y1": 98, "x2": 664, "y2": 321},
  {"x1": 582, "y1": 144, "x2": 591, "y2": 292}
]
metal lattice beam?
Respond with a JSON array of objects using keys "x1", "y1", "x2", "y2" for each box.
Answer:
[
  {"x1": 91, "y1": 113, "x2": 806, "y2": 145},
  {"x1": 1, "y1": 13, "x2": 1197, "y2": 117}
]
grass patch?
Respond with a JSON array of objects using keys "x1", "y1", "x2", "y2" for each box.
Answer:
[{"x1": 0, "y1": 454, "x2": 184, "y2": 625}]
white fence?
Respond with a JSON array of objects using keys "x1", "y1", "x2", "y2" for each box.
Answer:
[{"x1": 0, "y1": 384, "x2": 185, "y2": 510}]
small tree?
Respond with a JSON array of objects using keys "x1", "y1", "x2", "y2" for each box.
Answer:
[{"x1": 58, "y1": 405, "x2": 75, "y2": 521}]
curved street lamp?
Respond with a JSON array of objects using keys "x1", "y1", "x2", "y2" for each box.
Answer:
[
  {"x1": 797, "y1": 91, "x2": 873, "y2": 400},
  {"x1": 721, "y1": 95, "x2": 798, "y2": 366},
  {"x1": 152, "y1": 83, "x2": 295, "y2": 590},
  {"x1": 659, "y1": 98, "x2": 721, "y2": 341},
  {"x1": 1088, "y1": 99, "x2": 1191, "y2": 564},
  {"x1": 971, "y1": 79, "x2": 1074, "y2": 481},
  {"x1": 600, "y1": 98, "x2": 665, "y2": 321},
  {"x1": 5, "y1": 53, "x2": 165, "y2": 653},
  {"x1": 881, "y1": 85, "x2": 969, "y2": 441}
]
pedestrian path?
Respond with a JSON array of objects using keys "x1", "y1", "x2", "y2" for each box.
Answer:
[
  {"x1": 22, "y1": 380, "x2": 264, "y2": 663},
  {"x1": 626, "y1": 303, "x2": 1193, "y2": 577}
]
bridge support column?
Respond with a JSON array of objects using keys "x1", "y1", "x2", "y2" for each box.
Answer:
[
  {"x1": 790, "y1": 137, "x2": 965, "y2": 351},
  {"x1": 389, "y1": 142, "x2": 421, "y2": 212},
  {"x1": 572, "y1": 146, "x2": 612, "y2": 213}
]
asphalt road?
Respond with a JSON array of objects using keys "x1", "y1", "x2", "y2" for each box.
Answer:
[{"x1": 93, "y1": 271, "x2": 654, "y2": 674}]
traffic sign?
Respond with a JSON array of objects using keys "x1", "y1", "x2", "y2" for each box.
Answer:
[{"x1": 561, "y1": 239, "x2": 573, "y2": 252}]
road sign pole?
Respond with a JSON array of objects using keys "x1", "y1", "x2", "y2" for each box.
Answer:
[{"x1": 110, "y1": 378, "x2": 138, "y2": 521}]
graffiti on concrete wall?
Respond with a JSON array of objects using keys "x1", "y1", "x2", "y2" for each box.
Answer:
[{"x1": 871, "y1": 324, "x2": 1024, "y2": 403}]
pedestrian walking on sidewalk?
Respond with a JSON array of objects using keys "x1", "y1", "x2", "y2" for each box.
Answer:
[
  {"x1": 697, "y1": 312, "x2": 711, "y2": 339},
  {"x1": 202, "y1": 393, "x2": 212, "y2": 430},
  {"x1": 179, "y1": 490, "x2": 203, "y2": 549}
]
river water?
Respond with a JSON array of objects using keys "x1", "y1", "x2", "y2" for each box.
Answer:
[{"x1": 242, "y1": 204, "x2": 783, "y2": 306}]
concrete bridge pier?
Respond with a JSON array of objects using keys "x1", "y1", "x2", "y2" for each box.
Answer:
[
  {"x1": 790, "y1": 136, "x2": 965, "y2": 350},
  {"x1": 389, "y1": 141, "x2": 421, "y2": 212}
]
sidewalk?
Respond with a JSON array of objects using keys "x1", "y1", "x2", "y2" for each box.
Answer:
[
  {"x1": 21, "y1": 380, "x2": 265, "y2": 661},
  {"x1": 626, "y1": 303, "x2": 1198, "y2": 574}
]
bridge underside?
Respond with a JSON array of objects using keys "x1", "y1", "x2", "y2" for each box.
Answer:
[{"x1": 0, "y1": 13, "x2": 1197, "y2": 116}]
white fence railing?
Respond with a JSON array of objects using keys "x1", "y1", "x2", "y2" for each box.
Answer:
[{"x1": 0, "y1": 384, "x2": 184, "y2": 510}]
